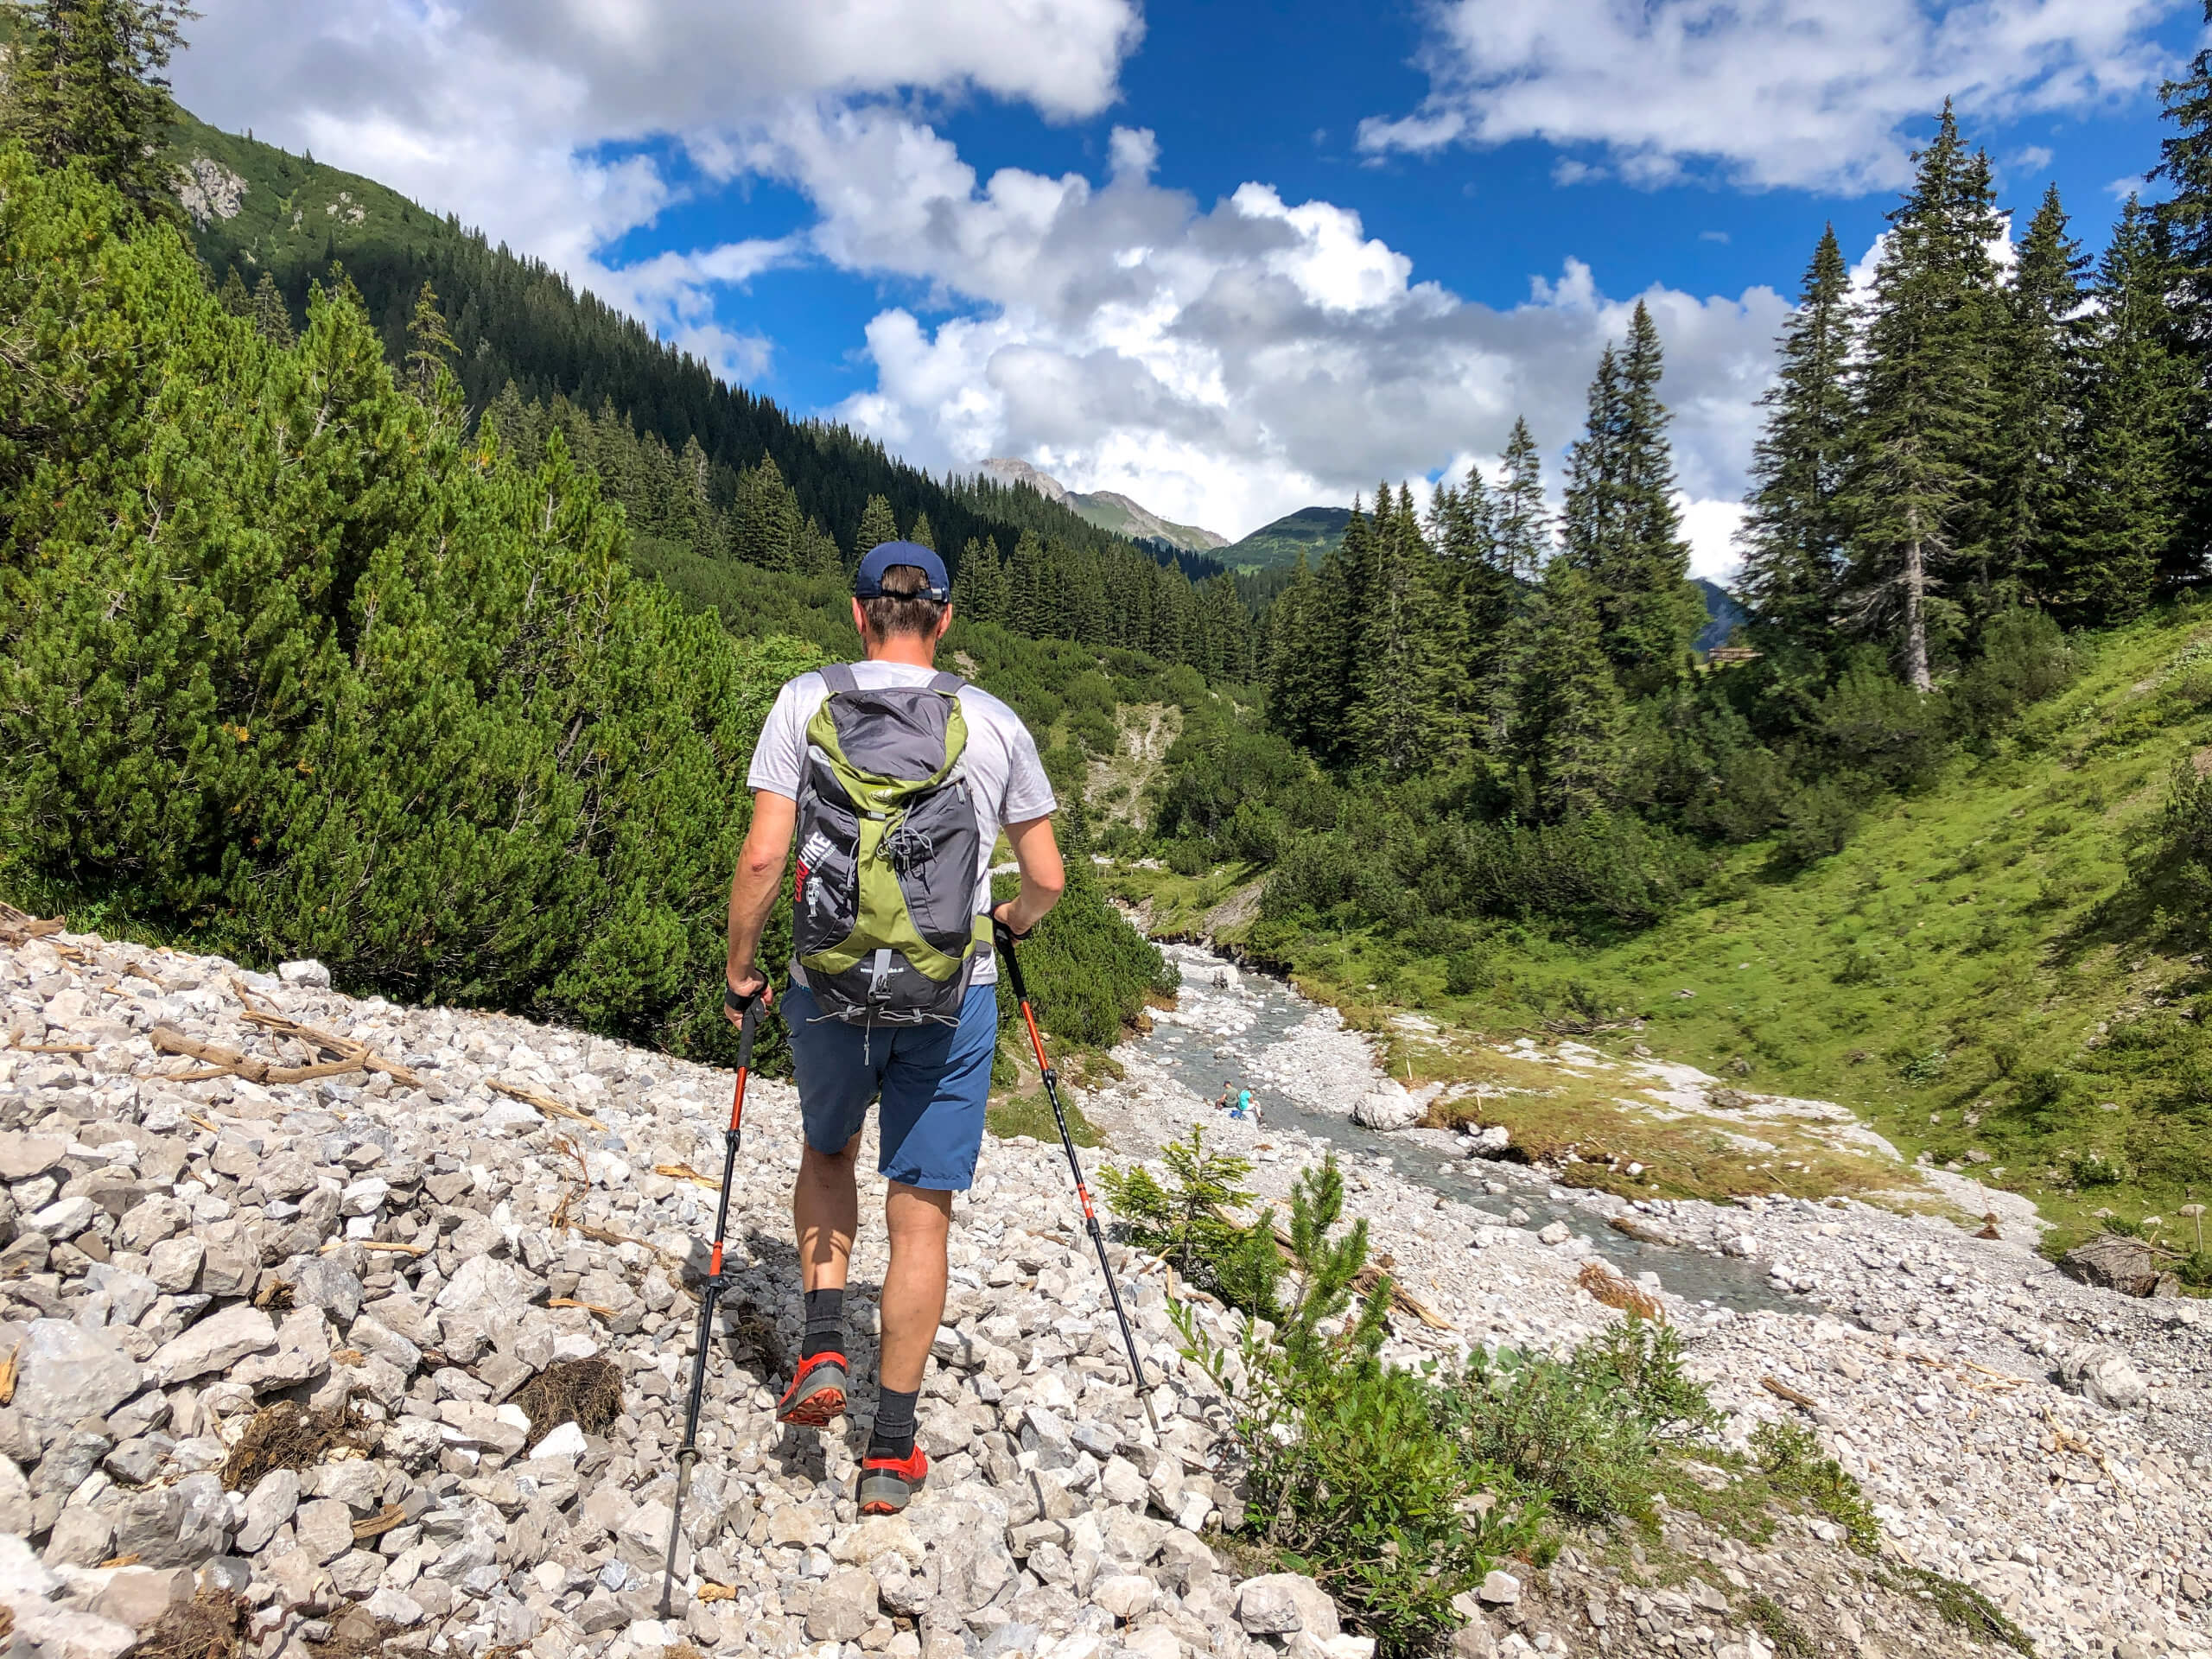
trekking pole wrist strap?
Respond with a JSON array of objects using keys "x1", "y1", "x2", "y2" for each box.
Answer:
[{"x1": 724, "y1": 984, "x2": 764, "y2": 1013}]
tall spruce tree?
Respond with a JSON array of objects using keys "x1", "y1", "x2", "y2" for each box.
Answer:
[
  {"x1": 2, "y1": 0, "x2": 193, "y2": 220},
  {"x1": 249, "y1": 270, "x2": 293, "y2": 346},
  {"x1": 2155, "y1": 0, "x2": 2212, "y2": 579},
  {"x1": 1990, "y1": 184, "x2": 2086, "y2": 610},
  {"x1": 1348, "y1": 486, "x2": 1456, "y2": 777},
  {"x1": 854, "y1": 494, "x2": 898, "y2": 556},
  {"x1": 1738, "y1": 226, "x2": 1857, "y2": 652},
  {"x1": 1562, "y1": 302, "x2": 1701, "y2": 694},
  {"x1": 1430, "y1": 461, "x2": 1516, "y2": 748},
  {"x1": 907, "y1": 510, "x2": 936, "y2": 551},
  {"x1": 404, "y1": 282, "x2": 459, "y2": 405},
  {"x1": 2068, "y1": 196, "x2": 2184, "y2": 620},
  {"x1": 1511, "y1": 556, "x2": 1625, "y2": 818},
  {"x1": 1840, "y1": 103, "x2": 2001, "y2": 691},
  {"x1": 1494, "y1": 417, "x2": 1551, "y2": 580}
]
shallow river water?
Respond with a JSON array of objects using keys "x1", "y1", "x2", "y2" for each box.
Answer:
[{"x1": 1122, "y1": 942, "x2": 1798, "y2": 1315}]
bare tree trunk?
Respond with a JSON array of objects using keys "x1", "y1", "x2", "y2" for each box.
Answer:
[{"x1": 1902, "y1": 526, "x2": 1932, "y2": 693}]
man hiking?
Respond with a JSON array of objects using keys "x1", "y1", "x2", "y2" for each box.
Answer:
[{"x1": 721, "y1": 540, "x2": 1064, "y2": 1516}]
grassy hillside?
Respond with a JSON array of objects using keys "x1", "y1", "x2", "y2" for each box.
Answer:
[
  {"x1": 1118, "y1": 601, "x2": 2212, "y2": 1243},
  {"x1": 1220, "y1": 505, "x2": 1352, "y2": 570},
  {"x1": 1065, "y1": 490, "x2": 1228, "y2": 555}
]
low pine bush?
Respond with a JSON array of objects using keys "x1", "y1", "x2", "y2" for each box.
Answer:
[
  {"x1": 1097, "y1": 1128, "x2": 1283, "y2": 1313},
  {"x1": 1175, "y1": 1156, "x2": 1536, "y2": 1657}
]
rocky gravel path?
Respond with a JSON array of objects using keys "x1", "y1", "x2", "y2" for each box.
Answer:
[{"x1": 0, "y1": 923, "x2": 2204, "y2": 1659}]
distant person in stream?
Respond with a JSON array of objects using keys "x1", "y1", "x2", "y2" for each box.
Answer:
[{"x1": 722, "y1": 542, "x2": 1065, "y2": 1515}]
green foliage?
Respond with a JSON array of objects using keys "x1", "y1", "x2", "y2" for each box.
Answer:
[
  {"x1": 3, "y1": 0, "x2": 189, "y2": 219},
  {"x1": 1751, "y1": 1421, "x2": 1878, "y2": 1554},
  {"x1": 984, "y1": 1090, "x2": 1101, "y2": 1149},
  {"x1": 1875, "y1": 1564, "x2": 2036, "y2": 1655},
  {"x1": 2130, "y1": 756, "x2": 2212, "y2": 936},
  {"x1": 1950, "y1": 609, "x2": 2076, "y2": 737},
  {"x1": 0, "y1": 145, "x2": 810, "y2": 1061},
  {"x1": 1097, "y1": 1127, "x2": 1283, "y2": 1313},
  {"x1": 1464, "y1": 1319, "x2": 1713, "y2": 1521},
  {"x1": 1176, "y1": 1157, "x2": 1534, "y2": 1656}
]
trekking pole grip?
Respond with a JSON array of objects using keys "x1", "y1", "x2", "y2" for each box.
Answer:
[
  {"x1": 992, "y1": 920, "x2": 1030, "y2": 1001},
  {"x1": 736, "y1": 1003, "x2": 759, "y2": 1072}
]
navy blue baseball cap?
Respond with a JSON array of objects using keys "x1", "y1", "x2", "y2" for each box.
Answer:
[{"x1": 855, "y1": 541, "x2": 951, "y2": 602}]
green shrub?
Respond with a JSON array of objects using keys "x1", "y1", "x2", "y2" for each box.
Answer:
[
  {"x1": 2067, "y1": 1150, "x2": 2129, "y2": 1188},
  {"x1": 0, "y1": 147, "x2": 810, "y2": 1062},
  {"x1": 1444, "y1": 949, "x2": 1491, "y2": 996},
  {"x1": 1164, "y1": 837, "x2": 1213, "y2": 877},
  {"x1": 1874, "y1": 1565, "x2": 2035, "y2": 1655},
  {"x1": 1098, "y1": 1127, "x2": 1282, "y2": 1313},
  {"x1": 1776, "y1": 779, "x2": 1861, "y2": 867},
  {"x1": 1751, "y1": 1421, "x2": 1878, "y2": 1554},
  {"x1": 1463, "y1": 1319, "x2": 1712, "y2": 1521},
  {"x1": 1819, "y1": 655, "x2": 1949, "y2": 791},
  {"x1": 1888, "y1": 1043, "x2": 1948, "y2": 1084},
  {"x1": 1177, "y1": 1157, "x2": 1535, "y2": 1656},
  {"x1": 2130, "y1": 758, "x2": 2212, "y2": 938},
  {"x1": 1951, "y1": 608, "x2": 2075, "y2": 738}
]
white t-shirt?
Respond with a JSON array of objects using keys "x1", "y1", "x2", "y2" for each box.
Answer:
[{"x1": 747, "y1": 661, "x2": 1058, "y2": 987}]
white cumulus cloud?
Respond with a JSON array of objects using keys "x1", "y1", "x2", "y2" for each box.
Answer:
[
  {"x1": 173, "y1": 1, "x2": 1800, "y2": 568},
  {"x1": 1358, "y1": 0, "x2": 2183, "y2": 194},
  {"x1": 741, "y1": 105, "x2": 1793, "y2": 550},
  {"x1": 171, "y1": 0, "x2": 1143, "y2": 382}
]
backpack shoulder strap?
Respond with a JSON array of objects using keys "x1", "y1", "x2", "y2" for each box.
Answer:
[
  {"x1": 819, "y1": 663, "x2": 860, "y2": 695},
  {"x1": 929, "y1": 671, "x2": 965, "y2": 696}
]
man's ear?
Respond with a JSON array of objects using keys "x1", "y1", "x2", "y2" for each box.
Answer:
[
  {"x1": 851, "y1": 597, "x2": 870, "y2": 640},
  {"x1": 935, "y1": 603, "x2": 956, "y2": 643}
]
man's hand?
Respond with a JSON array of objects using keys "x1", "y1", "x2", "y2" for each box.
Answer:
[
  {"x1": 726, "y1": 970, "x2": 773, "y2": 1023},
  {"x1": 988, "y1": 900, "x2": 1027, "y2": 942}
]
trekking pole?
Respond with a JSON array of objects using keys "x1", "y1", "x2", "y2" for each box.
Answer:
[
  {"x1": 660, "y1": 993, "x2": 761, "y2": 1618},
  {"x1": 995, "y1": 923, "x2": 1163, "y2": 1436}
]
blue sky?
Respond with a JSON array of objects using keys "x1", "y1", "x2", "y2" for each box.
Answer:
[{"x1": 174, "y1": 0, "x2": 2207, "y2": 571}]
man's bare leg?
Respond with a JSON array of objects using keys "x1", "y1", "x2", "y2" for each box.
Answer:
[
  {"x1": 794, "y1": 1136, "x2": 861, "y2": 1293},
  {"x1": 879, "y1": 1182, "x2": 951, "y2": 1392},
  {"x1": 778, "y1": 1136, "x2": 861, "y2": 1427}
]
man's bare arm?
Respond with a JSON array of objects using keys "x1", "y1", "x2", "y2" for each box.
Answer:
[
  {"x1": 991, "y1": 813, "x2": 1065, "y2": 939},
  {"x1": 726, "y1": 791, "x2": 797, "y2": 1015}
]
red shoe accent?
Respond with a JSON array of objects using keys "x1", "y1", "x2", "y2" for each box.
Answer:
[
  {"x1": 857, "y1": 1445, "x2": 929, "y2": 1515},
  {"x1": 775, "y1": 1351, "x2": 849, "y2": 1427}
]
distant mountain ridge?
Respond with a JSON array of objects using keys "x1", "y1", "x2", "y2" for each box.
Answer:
[
  {"x1": 1694, "y1": 578, "x2": 1747, "y2": 653},
  {"x1": 1219, "y1": 505, "x2": 1354, "y2": 571},
  {"x1": 980, "y1": 459, "x2": 1227, "y2": 556}
]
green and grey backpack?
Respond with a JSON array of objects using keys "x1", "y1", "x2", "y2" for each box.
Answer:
[{"x1": 791, "y1": 664, "x2": 988, "y2": 1025}]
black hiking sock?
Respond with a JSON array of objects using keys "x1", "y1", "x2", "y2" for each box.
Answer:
[
  {"x1": 803, "y1": 1287, "x2": 845, "y2": 1357},
  {"x1": 868, "y1": 1386, "x2": 919, "y2": 1461}
]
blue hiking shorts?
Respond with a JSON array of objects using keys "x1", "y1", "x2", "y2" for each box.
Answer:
[{"x1": 782, "y1": 980, "x2": 999, "y2": 1192}]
